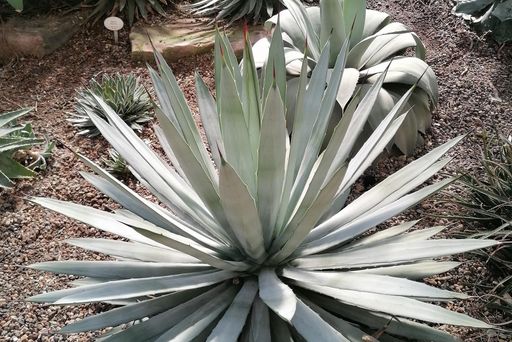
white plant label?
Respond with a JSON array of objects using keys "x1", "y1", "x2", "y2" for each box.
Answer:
[{"x1": 104, "y1": 16, "x2": 124, "y2": 43}]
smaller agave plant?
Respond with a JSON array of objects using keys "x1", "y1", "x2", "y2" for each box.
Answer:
[
  {"x1": 103, "y1": 148, "x2": 130, "y2": 177},
  {"x1": 188, "y1": 0, "x2": 281, "y2": 23},
  {"x1": 69, "y1": 73, "x2": 153, "y2": 137},
  {"x1": 27, "y1": 27, "x2": 497, "y2": 340},
  {"x1": 86, "y1": 0, "x2": 169, "y2": 26},
  {"x1": 0, "y1": 108, "x2": 53, "y2": 188},
  {"x1": 253, "y1": 0, "x2": 438, "y2": 155}
]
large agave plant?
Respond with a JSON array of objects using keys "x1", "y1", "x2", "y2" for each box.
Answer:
[
  {"x1": 0, "y1": 108, "x2": 52, "y2": 188},
  {"x1": 253, "y1": 0, "x2": 438, "y2": 155},
  {"x1": 69, "y1": 73, "x2": 153, "y2": 137},
  {"x1": 27, "y1": 28, "x2": 496, "y2": 340},
  {"x1": 188, "y1": 0, "x2": 281, "y2": 23}
]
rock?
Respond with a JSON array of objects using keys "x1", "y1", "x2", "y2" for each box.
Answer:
[
  {"x1": 0, "y1": 13, "x2": 84, "y2": 62},
  {"x1": 130, "y1": 18, "x2": 269, "y2": 63}
]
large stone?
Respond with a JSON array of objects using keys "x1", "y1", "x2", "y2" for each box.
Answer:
[
  {"x1": 130, "y1": 19, "x2": 269, "y2": 62},
  {"x1": 0, "y1": 14, "x2": 83, "y2": 62}
]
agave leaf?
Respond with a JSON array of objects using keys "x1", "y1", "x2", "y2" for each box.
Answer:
[
  {"x1": 283, "y1": 267, "x2": 467, "y2": 299},
  {"x1": 66, "y1": 238, "x2": 199, "y2": 263},
  {"x1": 0, "y1": 154, "x2": 35, "y2": 179},
  {"x1": 348, "y1": 23, "x2": 417, "y2": 69},
  {"x1": 242, "y1": 27, "x2": 262, "y2": 154},
  {"x1": 152, "y1": 51, "x2": 216, "y2": 181},
  {"x1": 281, "y1": 0, "x2": 321, "y2": 59},
  {"x1": 276, "y1": 42, "x2": 332, "y2": 230},
  {"x1": 362, "y1": 9, "x2": 390, "y2": 38},
  {"x1": 42, "y1": 270, "x2": 235, "y2": 305},
  {"x1": 78, "y1": 154, "x2": 210, "y2": 239},
  {"x1": 299, "y1": 283, "x2": 492, "y2": 328},
  {"x1": 320, "y1": 0, "x2": 345, "y2": 64},
  {"x1": 311, "y1": 294, "x2": 460, "y2": 342},
  {"x1": 133, "y1": 227, "x2": 250, "y2": 271},
  {"x1": 336, "y1": 68, "x2": 360, "y2": 108},
  {"x1": 353, "y1": 261, "x2": 462, "y2": 279},
  {"x1": 195, "y1": 72, "x2": 224, "y2": 169},
  {"x1": 344, "y1": 220, "x2": 420, "y2": 249},
  {"x1": 207, "y1": 280, "x2": 258, "y2": 341},
  {"x1": 300, "y1": 296, "x2": 372, "y2": 341},
  {"x1": 219, "y1": 158, "x2": 266, "y2": 262},
  {"x1": 310, "y1": 136, "x2": 464, "y2": 242},
  {"x1": 0, "y1": 108, "x2": 32, "y2": 127},
  {"x1": 0, "y1": 138, "x2": 44, "y2": 153},
  {"x1": 101, "y1": 284, "x2": 228, "y2": 342},
  {"x1": 248, "y1": 297, "x2": 272, "y2": 342},
  {"x1": 262, "y1": 24, "x2": 287, "y2": 104},
  {"x1": 269, "y1": 312, "x2": 293, "y2": 341},
  {"x1": 59, "y1": 288, "x2": 205, "y2": 334},
  {"x1": 343, "y1": 0, "x2": 367, "y2": 48},
  {"x1": 293, "y1": 239, "x2": 499, "y2": 270},
  {"x1": 291, "y1": 298, "x2": 348, "y2": 341},
  {"x1": 0, "y1": 169, "x2": 15, "y2": 188},
  {"x1": 259, "y1": 268, "x2": 297, "y2": 322},
  {"x1": 257, "y1": 84, "x2": 287, "y2": 249},
  {"x1": 86, "y1": 103, "x2": 215, "y2": 228},
  {"x1": 362, "y1": 57, "x2": 438, "y2": 103},
  {"x1": 218, "y1": 59, "x2": 256, "y2": 194},
  {"x1": 29, "y1": 261, "x2": 211, "y2": 279},
  {"x1": 154, "y1": 285, "x2": 238, "y2": 342}
]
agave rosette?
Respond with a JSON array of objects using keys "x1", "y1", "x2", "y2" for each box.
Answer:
[
  {"x1": 69, "y1": 73, "x2": 153, "y2": 137},
  {"x1": 28, "y1": 26, "x2": 495, "y2": 341},
  {"x1": 188, "y1": 0, "x2": 281, "y2": 23},
  {"x1": 252, "y1": 0, "x2": 438, "y2": 155},
  {"x1": 86, "y1": 0, "x2": 168, "y2": 26}
]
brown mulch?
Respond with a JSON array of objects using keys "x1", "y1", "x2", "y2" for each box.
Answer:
[{"x1": 0, "y1": 0, "x2": 511, "y2": 341}]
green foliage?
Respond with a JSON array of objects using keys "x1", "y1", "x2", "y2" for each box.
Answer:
[
  {"x1": 69, "y1": 73, "x2": 153, "y2": 137},
  {"x1": 6, "y1": 0, "x2": 23, "y2": 11},
  {"x1": 453, "y1": 0, "x2": 512, "y2": 43},
  {"x1": 85, "y1": 0, "x2": 168, "y2": 26},
  {"x1": 28, "y1": 27, "x2": 496, "y2": 340},
  {"x1": 188, "y1": 0, "x2": 281, "y2": 22},
  {"x1": 102, "y1": 148, "x2": 130, "y2": 177},
  {"x1": 0, "y1": 108, "x2": 53, "y2": 188},
  {"x1": 449, "y1": 130, "x2": 511, "y2": 314},
  {"x1": 252, "y1": 0, "x2": 438, "y2": 156}
]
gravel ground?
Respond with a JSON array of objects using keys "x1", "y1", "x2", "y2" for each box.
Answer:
[{"x1": 1, "y1": 0, "x2": 511, "y2": 341}]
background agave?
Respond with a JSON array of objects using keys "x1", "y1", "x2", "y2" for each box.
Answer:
[
  {"x1": 453, "y1": 0, "x2": 512, "y2": 43},
  {"x1": 447, "y1": 129, "x2": 512, "y2": 315},
  {"x1": 103, "y1": 148, "x2": 130, "y2": 176},
  {"x1": 69, "y1": 73, "x2": 153, "y2": 137},
  {"x1": 85, "y1": 0, "x2": 169, "y2": 26},
  {"x1": 253, "y1": 0, "x2": 438, "y2": 155},
  {"x1": 0, "y1": 108, "x2": 53, "y2": 188},
  {"x1": 28, "y1": 28, "x2": 496, "y2": 340},
  {"x1": 188, "y1": 0, "x2": 281, "y2": 23}
]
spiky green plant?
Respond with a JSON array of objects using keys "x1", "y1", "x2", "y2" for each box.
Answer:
[
  {"x1": 103, "y1": 148, "x2": 130, "y2": 176},
  {"x1": 6, "y1": 0, "x2": 22, "y2": 11},
  {"x1": 27, "y1": 27, "x2": 496, "y2": 340},
  {"x1": 252, "y1": 0, "x2": 438, "y2": 155},
  {"x1": 0, "y1": 108, "x2": 53, "y2": 188},
  {"x1": 85, "y1": 0, "x2": 169, "y2": 26},
  {"x1": 69, "y1": 73, "x2": 152, "y2": 137},
  {"x1": 448, "y1": 130, "x2": 512, "y2": 314},
  {"x1": 188, "y1": 0, "x2": 281, "y2": 22}
]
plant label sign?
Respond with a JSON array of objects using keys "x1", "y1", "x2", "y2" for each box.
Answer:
[{"x1": 104, "y1": 17, "x2": 124, "y2": 44}]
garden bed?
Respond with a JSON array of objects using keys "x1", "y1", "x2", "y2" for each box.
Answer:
[{"x1": 0, "y1": 0, "x2": 511, "y2": 340}]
